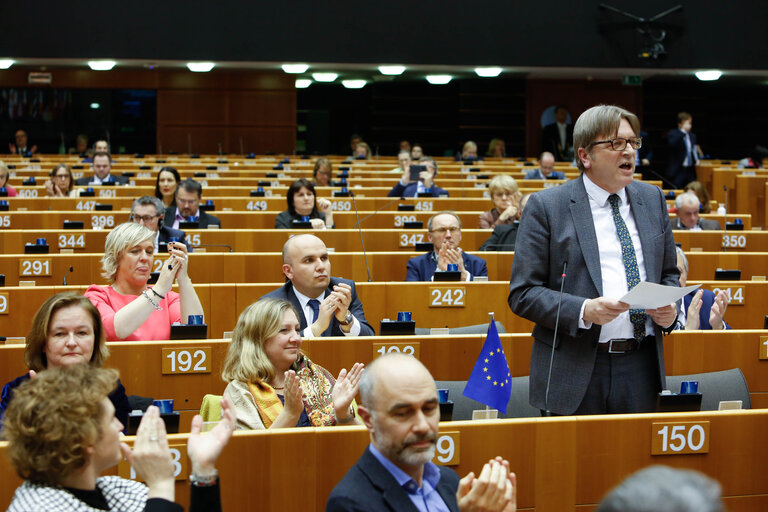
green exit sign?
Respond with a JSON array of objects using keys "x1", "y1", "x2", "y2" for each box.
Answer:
[{"x1": 622, "y1": 75, "x2": 642, "y2": 86}]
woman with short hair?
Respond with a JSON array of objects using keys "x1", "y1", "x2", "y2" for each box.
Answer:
[
  {"x1": 85, "y1": 222, "x2": 204, "y2": 341},
  {"x1": 478, "y1": 175, "x2": 522, "y2": 229}
]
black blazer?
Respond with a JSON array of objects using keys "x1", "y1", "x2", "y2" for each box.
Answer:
[
  {"x1": 541, "y1": 122, "x2": 573, "y2": 162},
  {"x1": 163, "y1": 207, "x2": 221, "y2": 229},
  {"x1": 260, "y1": 277, "x2": 375, "y2": 336},
  {"x1": 74, "y1": 174, "x2": 130, "y2": 186},
  {"x1": 480, "y1": 222, "x2": 519, "y2": 251},
  {"x1": 158, "y1": 225, "x2": 191, "y2": 251},
  {"x1": 326, "y1": 446, "x2": 460, "y2": 512}
]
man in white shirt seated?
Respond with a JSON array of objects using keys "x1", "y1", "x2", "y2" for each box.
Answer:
[
  {"x1": 74, "y1": 152, "x2": 129, "y2": 185},
  {"x1": 674, "y1": 192, "x2": 720, "y2": 230}
]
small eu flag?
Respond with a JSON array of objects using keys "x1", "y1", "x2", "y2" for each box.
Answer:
[{"x1": 462, "y1": 319, "x2": 512, "y2": 414}]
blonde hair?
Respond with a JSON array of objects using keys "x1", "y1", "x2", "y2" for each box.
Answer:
[
  {"x1": 0, "y1": 160, "x2": 9, "y2": 187},
  {"x1": 221, "y1": 298, "x2": 300, "y2": 385},
  {"x1": 488, "y1": 174, "x2": 520, "y2": 198},
  {"x1": 573, "y1": 105, "x2": 640, "y2": 172},
  {"x1": 100, "y1": 222, "x2": 155, "y2": 281}
]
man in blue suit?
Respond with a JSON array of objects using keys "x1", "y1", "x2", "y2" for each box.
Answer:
[
  {"x1": 667, "y1": 112, "x2": 702, "y2": 189},
  {"x1": 406, "y1": 212, "x2": 487, "y2": 281},
  {"x1": 130, "y1": 196, "x2": 190, "y2": 252},
  {"x1": 387, "y1": 157, "x2": 449, "y2": 198},
  {"x1": 261, "y1": 234, "x2": 375, "y2": 337},
  {"x1": 524, "y1": 152, "x2": 566, "y2": 180},
  {"x1": 676, "y1": 247, "x2": 729, "y2": 330}
]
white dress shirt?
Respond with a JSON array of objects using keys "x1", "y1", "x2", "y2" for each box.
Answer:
[
  {"x1": 292, "y1": 287, "x2": 361, "y2": 338},
  {"x1": 579, "y1": 174, "x2": 652, "y2": 341}
]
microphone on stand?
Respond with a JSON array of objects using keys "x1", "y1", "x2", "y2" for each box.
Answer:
[
  {"x1": 62, "y1": 266, "x2": 74, "y2": 286},
  {"x1": 350, "y1": 192, "x2": 372, "y2": 282},
  {"x1": 542, "y1": 260, "x2": 568, "y2": 417}
]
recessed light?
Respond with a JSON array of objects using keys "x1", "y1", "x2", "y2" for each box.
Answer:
[
  {"x1": 295, "y1": 79, "x2": 312, "y2": 89},
  {"x1": 282, "y1": 64, "x2": 309, "y2": 74},
  {"x1": 90, "y1": 103, "x2": 101, "y2": 110},
  {"x1": 0, "y1": 59, "x2": 15, "y2": 70},
  {"x1": 426, "y1": 75, "x2": 452, "y2": 85},
  {"x1": 379, "y1": 65, "x2": 406, "y2": 76},
  {"x1": 475, "y1": 67, "x2": 502, "y2": 77},
  {"x1": 342, "y1": 80, "x2": 367, "y2": 89},
  {"x1": 187, "y1": 62, "x2": 215, "y2": 72},
  {"x1": 312, "y1": 72, "x2": 338, "y2": 82},
  {"x1": 695, "y1": 70, "x2": 722, "y2": 81},
  {"x1": 88, "y1": 61, "x2": 116, "y2": 71}
]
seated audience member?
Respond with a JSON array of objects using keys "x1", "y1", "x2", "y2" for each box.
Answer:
[
  {"x1": 524, "y1": 152, "x2": 566, "y2": 180},
  {"x1": 164, "y1": 178, "x2": 221, "y2": 229},
  {"x1": 313, "y1": 158, "x2": 333, "y2": 187},
  {"x1": 683, "y1": 181, "x2": 711, "y2": 213},
  {"x1": 155, "y1": 166, "x2": 181, "y2": 210},
  {"x1": 0, "y1": 292, "x2": 130, "y2": 426},
  {"x1": 479, "y1": 175, "x2": 522, "y2": 229},
  {"x1": 399, "y1": 140, "x2": 411, "y2": 153},
  {"x1": 676, "y1": 247, "x2": 729, "y2": 330},
  {"x1": 131, "y1": 195, "x2": 189, "y2": 251},
  {"x1": 487, "y1": 138, "x2": 506, "y2": 158},
  {"x1": 737, "y1": 145, "x2": 768, "y2": 169},
  {"x1": 9, "y1": 129, "x2": 36, "y2": 156},
  {"x1": 597, "y1": 465, "x2": 724, "y2": 512},
  {"x1": 68, "y1": 134, "x2": 90, "y2": 156},
  {"x1": 389, "y1": 150, "x2": 411, "y2": 173},
  {"x1": 326, "y1": 353, "x2": 517, "y2": 512},
  {"x1": 222, "y1": 298, "x2": 364, "y2": 430},
  {"x1": 411, "y1": 144, "x2": 424, "y2": 162},
  {"x1": 81, "y1": 140, "x2": 110, "y2": 163},
  {"x1": 388, "y1": 157, "x2": 449, "y2": 198},
  {"x1": 275, "y1": 178, "x2": 335, "y2": 230},
  {"x1": 85, "y1": 223, "x2": 204, "y2": 341},
  {"x1": 4, "y1": 365, "x2": 234, "y2": 512},
  {"x1": 674, "y1": 192, "x2": 720, "y2": 230},
  {"x1": 407, "y1": 211, "x2": 487, "y2": 281},
  {"x1": 0, "y1": 160, "x2": 18, "y2": 196},
  {"x1": 457, "y1": 140, "x2": 480, "y2": 161},
  {"x1": 45, "y1": 163, "x2": 82, "y2": 197},
  {"x1": 480, "y1": 193, "x2": 530, "y2": 251},
  {"x1": 349, "y1": 134, "x2": 362, "y2": 155},
  {"x1": 354, "y1": 141, "x2": 372, "y2": 159},
  {"x1": 75, "y1": 152, "x2": 129, "y2": 186},
  {"x1": 262, "y1": 234, "x2": 375, "y2": 337}
]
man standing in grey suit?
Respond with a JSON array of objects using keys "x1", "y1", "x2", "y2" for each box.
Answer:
[{"x1": 508, "y1": 105, "x2": 679, "y2": 415}]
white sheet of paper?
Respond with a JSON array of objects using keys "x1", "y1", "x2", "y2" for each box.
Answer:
[{"x1": 619, "y1": 282, "x2": 701, "y2": 309}]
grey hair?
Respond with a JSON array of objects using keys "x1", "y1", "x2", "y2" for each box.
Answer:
[
  {"x1": 675, "y1": 246, "x2": 689, "y2": 273},
  {"x1": 427, "y1": 211, "x2": 462, "y2": 232},
  {"x1": 675, "y1": 191, "x2": 701, "y2": 210},
  {"x1": 131, "y1": 195, "x2": 165, "y2": 216},
  {"x1": 100, "y1": 223, "x2": 155, "y2": 281},
  {"x1": 597, "y1": 465, "x2": 723, "y2": 512},
  {"x1": 573, "y1": 105, "x2": 641, "y2": 173},
  {"x1": 421, "y1": 156, "x2": 438, "y2": 175}
]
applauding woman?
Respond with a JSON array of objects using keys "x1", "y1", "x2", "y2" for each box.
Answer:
[
  {"x1": 222, "y1": 298, "x2": 363, "y2": 430},
  {"x1": 274, "y1": 178, "x2": 335, "y2": 230},
  {"x1": 85, "y1": 222, "x2": 204, "y2": 341}
]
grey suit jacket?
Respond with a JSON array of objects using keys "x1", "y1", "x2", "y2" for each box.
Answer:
[
  {"x1": 508, "y1": 175, "x2": 679, "y2": 414},
  {"x1": 261, "y1": 277, "x2": 375, "y2": 336},
  {"x1": 674, "y1": 218, "x2": 721, "y2": 230}
]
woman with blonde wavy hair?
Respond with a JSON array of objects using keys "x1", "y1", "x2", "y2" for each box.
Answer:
[{"x1": 222, "y1": 298, "x2": 364, "y2": 430}]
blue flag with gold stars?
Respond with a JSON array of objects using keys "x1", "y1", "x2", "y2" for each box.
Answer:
[{"x1": 462, "y1": 319, "x2": 511, "y2": 414}]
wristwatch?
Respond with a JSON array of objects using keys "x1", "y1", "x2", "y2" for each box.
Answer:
[
  {"x1": 190, "y1": 470, "x2": 218, "y2": 487},
  {"x1": 339, "y1": 310, "x2": 354, "y2": 326}
]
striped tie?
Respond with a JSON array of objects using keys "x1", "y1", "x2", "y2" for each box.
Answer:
[{"x1": 608, "y1": 194, "x2": 646, "y2": 341}]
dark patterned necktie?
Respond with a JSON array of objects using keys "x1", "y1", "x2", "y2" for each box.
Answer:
[
  {"x1": 608, "y1": 194, "x2": 646, "y2": 341},
  {"x1": 307, "y1": 299, "x2": 321, "y2": 323}
]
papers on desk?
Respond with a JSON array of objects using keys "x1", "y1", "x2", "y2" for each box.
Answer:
[{"x1": 620, "y1": 282, "x2": 701, "y2": 309}]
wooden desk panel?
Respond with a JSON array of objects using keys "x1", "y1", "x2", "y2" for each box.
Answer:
[{"x1": 1, "y1": 410, "x2": 767, "y2": 511}]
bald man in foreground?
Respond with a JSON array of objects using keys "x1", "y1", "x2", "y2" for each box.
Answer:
[
  {"x1": 326, "y1": 354, "x2": 516, "y2": 512},
  {"x1": 261, "y1": 234, "x2": 375, "y2": 337}
]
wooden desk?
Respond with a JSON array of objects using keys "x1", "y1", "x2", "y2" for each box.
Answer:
[{"x1": 1, "y1": 410, "x2": 767, "y2": 510}]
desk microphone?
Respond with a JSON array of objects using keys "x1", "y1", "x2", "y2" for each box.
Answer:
[
  {"x1": 62, "y1": 266, "x2": 74, "y2": 286},
  {"x1": 350, "y1": 192, "x2": 372, "y2": 282},
  {"x1": 190, "y1": 244, "x2": 233, "y2": 253},
  {"x1": 543, "y1": 260, "x2": 567, "y2": 417}
]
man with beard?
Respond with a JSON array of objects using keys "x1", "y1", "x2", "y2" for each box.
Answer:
[{"x1": 326, "y1": 354, "x2": 516, "y2": 512}]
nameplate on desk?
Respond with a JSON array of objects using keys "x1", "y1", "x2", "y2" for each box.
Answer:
[
  {"x1": 721, "y1": 234, "x2": 747, "y2": 249},
  {"x1": 119, "y1": 443, "x2": 187, "y2": 481},
  {"x1": 430, "y1": 287, "x2": 466, "y2": 307},
  {"x1": 651, "y1": 421, "x2": 710, "y2": 455},
  {"x1": 162, "y1": 347, "x2": 212, "y2": 374},
  {"x1": 708, "y1": 285, "x2": 744, "y2": 306},
  {"x1": 19, "y1": 258, "x2": 51, "y2": 277},
  {"x1": 58, "y1": 233, "x2": 85, "y2": 249},
  {"x1": 433, "y1": 432, "x2": 460, "y2": 466},
  {"x1": 759, "y1": 336, "x2": 768, "y2": 360},
  {"x1": 373, "y1": 342, "x2": 420, "y2": 359},
  {"x1": 0, "y1": 293, "x2": 8, "y2": 314},
  {"x1": 399, "y1": 233, "x2": 424, "y2": 247}
]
